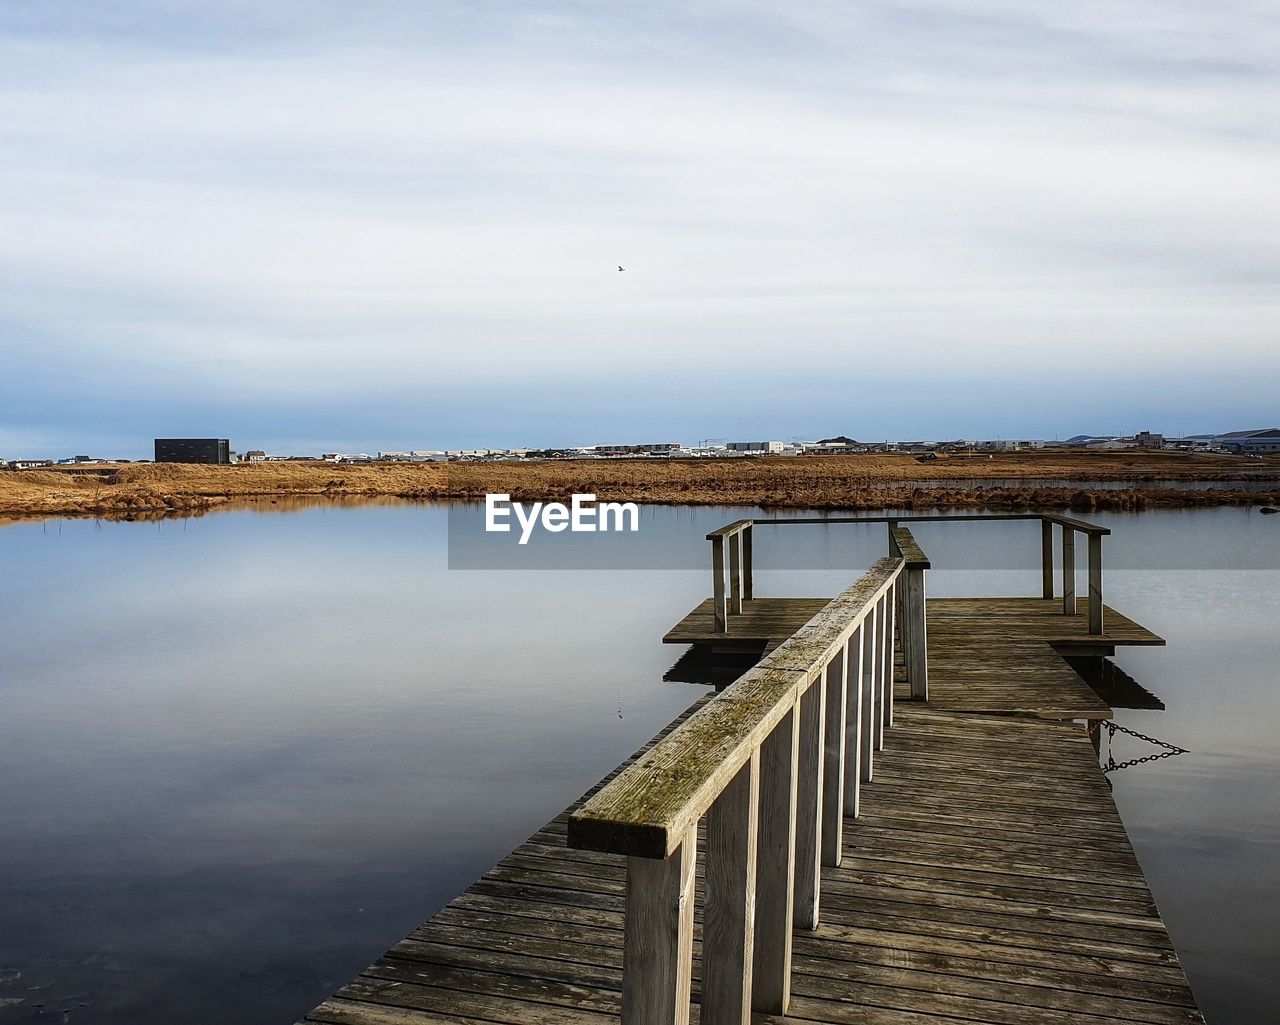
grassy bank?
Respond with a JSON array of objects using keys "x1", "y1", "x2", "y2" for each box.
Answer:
[{"x1": 2, "y1": 451, "x2": 1278, "y2": 522}]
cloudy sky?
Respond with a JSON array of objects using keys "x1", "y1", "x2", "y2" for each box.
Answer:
[{"x1": 1, "y1": 1, "x2": 1276, "y2": 456}]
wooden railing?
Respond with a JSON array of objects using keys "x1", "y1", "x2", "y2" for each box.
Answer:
[
  {"x1": 706, "y1": 519, "x2": 753, "y2": 631},
  {"x1": 568, "y1": 526, "x2": 930, "y2": 1024},
  {"x1": 709, "y1": 512, "x2": 1109, "y2": 637}
]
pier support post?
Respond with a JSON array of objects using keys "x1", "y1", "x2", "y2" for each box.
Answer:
[
  {"x1": 903, "y1": 567, "x2": 928, "y2": 700},
  {"x1": 1041, "y1": 520, "x2": 1054, "y2": 599},
  {"x1": 622, "y1": 826, "x2": 697, "y2": 1025},
  {"x1": 883, "y1": 584, "x2": 896, "y2": 731},
  {"x1": 712, "y1": 537, "x2": 727, "y2": 632},
  {"x1": 875, "y1": 594, "x2": 888, "y2": 751},
  {"x1": 742, "y1": 524, "x2": 753, "y2": 601},
  {"x1": 821, "y1": 647, "x2": 846, "y2": 867},
  {"x1": 860, "y1": 605, "x2": 878, "y2": 783},
  {"x1": 753, "y1": 708, "x2": 799, "y2": 1015},
  {"x1": 703, "y1": 752, "x2": 759, "y2": 1025},
  {"x1": 1062, "y1": 528, "x2": 1076, "y2": 616},
  {"x1": 793, "y1": 674, "x2": 825, "y2": 930},
  {"x1": 1088, "y1": 533, "x2": 1104, "y2": 635},
  {"x1": 843, "y1": 632, "x2": 864, "y2": 816},
  {"x1": 729, "y1": 533, "x2": 743, "y2": 616}
]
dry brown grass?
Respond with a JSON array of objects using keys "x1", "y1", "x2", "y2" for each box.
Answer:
[{"x1": 1, "y1": 450, "x2": 1277, "y2": 521}]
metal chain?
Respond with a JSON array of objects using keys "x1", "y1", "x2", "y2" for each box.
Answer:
[{"x1": 1096, "y1": 720, "x2": 1188, "y2": 776}]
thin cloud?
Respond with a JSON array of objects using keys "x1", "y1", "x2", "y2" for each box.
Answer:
[{"x1": 0, "y1": 1, "x2": 1276, "y2": 453}]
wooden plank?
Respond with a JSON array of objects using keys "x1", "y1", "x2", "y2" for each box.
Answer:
[
  {"x1": 701, "y1": 752, "x2": 757, "y2": 1025},
  {"x1": 1061, "y1": 528, "x2": 1076, "y2": 615},
  {"x1": 1041, "y1": 519, "x2": 1054, "y2": 599},
  {"x1": 728, "y1": 532, "x2": 742, "y2": 617},
  {"x1": 663, "y1": 597, "x2": 831, "y2": 645},
  {"x1": 711, "y1": 537, "x2": 727, "y2": 632},
  {"x1": 860, "y1": 603, "x2": 878, "y2": 783},
  {"x1": 902, "y1": 568, "x2": 928, "y2": 700},
  {"x1": 842, "y1": 631, "x2": 863, "y2": 816},
  {"x1": 820, "y1": 646, "x2": 846, "y2": 867},
  {"x1": 793, "y1": 673, "x2": 825, "y2": 929},
  {"x1": 1088, "y1": 533, "x2": 1104, "y2": 635},
  {"x1": 621, "y1": 825, "x2": 696, "y2": 1024},
  {"x1": 752, "y1": 706, "x2": 799, "y2": 1014}
]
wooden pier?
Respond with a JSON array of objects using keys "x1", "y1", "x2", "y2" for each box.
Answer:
[{"x1": 300, "y1": 515, "x2": 1200, "y2": 1025}]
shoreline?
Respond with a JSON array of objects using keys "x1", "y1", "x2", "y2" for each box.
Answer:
[{"x1": 2, "y1": 452, "x2": 1278, "y2": 522}]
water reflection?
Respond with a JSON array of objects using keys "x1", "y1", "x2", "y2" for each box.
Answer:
[
  {"x1": 1067, "y1": 656, "x2": 1166, "y2": 710},
  {"x1": 0, "y1": 505, "x2": 1276, "y2": 1024}
]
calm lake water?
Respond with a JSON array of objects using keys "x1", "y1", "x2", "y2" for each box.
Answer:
[{"x1": 1, "y1": 504, "x2": 1277, "y2": 1024}]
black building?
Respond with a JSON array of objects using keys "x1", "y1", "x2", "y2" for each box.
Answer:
[{"x1": 154, "y1": 438, "x2": 231, "y2": 464}]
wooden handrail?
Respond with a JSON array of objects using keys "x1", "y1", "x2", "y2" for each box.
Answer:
[
  {"x1": 714, "y1": 512, "x2": 1105, "y2": 636},
  {"x1": 706, "y1": 519, "x2": 753, "y2": 541},
  {"x1": 889, "y1": 525, "x2": 931, "y2": 569},
  {"x1": 1042, "y1": 513, "x2": 1111, "y2": 536},
  {"x1": 568, "y1": 536, "x2": 931, "y2": 1024},
  {"x1": 569, "y1": 557, "x2": 902, "y2": 859}
]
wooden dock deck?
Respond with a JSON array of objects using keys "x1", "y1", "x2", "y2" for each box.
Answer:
[
  {"x1": 300, "y1": 515, "x2": 1200, "y2": 1025},
  {"x1": 301, "y1": 703, "x2": 1200, "y2": 1025},
  {"x1": 667, "y1": 595, "x2": 1163, "y2": 720}
]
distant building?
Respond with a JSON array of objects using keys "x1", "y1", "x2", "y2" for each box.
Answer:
[
  {"x1": 727, "y1": 441, "x2": 785, "y2": 454},
  {"x1": 805, "y1": 436, "x2": 870, "y2": 453},
  {"x1": 1133, "y1": 431, "x2": 1164, "y2": 449},
  {"x1": 1215, "y1": 428, "x2": 1280, "y2": 454},
  {"x1": 593, "y1": 443, "x2": 680, "y2": 457},
  {"x1": 244, "y1": 450, "x2": 268, "y2": 462},
  {"x1": 154, "y1": 438, "x2": 231, "y2": 464}
]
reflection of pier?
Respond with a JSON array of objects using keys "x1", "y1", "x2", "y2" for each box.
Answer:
[
  {"x1": 1067, "y1": 656, "x2": 1166, "y2": 710},
  {"x1": 303, "y1": 514, "x2": 1200, "y2": 1025}
]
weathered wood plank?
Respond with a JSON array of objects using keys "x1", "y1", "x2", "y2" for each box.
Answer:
[
  {"x1": 621, "y1": 827, "x2": 696, "y2": 1025},
  {"x1": 752, "y1": 705, "x2": 799, "y2": 1014},
  {"x1": 701, "y1": 753, "x2": 757, "y2": 1025},
  {"x1": 820, "y1": 646, "x2": 846, "y2": 867}
]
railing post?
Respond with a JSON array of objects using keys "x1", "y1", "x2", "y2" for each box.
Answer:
[
  {"x1": 703, "y1": 751, "x2": 759, "y2": 1025},
  {"x1": 875, "y1": 593, "x2": 888, "y2": 750},
  {"x1": 1041, "y1": 519, "x2": 1054, "y2": 599},
  {"x1": 1061, "y1": 527, "x2": 1076, "y2": 616},
  {"x1": 1088, "y1": 533, "x2": 1104, "y2": 635},
  {"x1": 860, "y1": 605, "x2": 878, "y2": 783},
  {"x1": 821, "y1": 646, "x2": 846, "y2": 867},
  {"x1": 903, "y1": 567, "x2": 928, "y2": 700},
  {"x1": 882, "y1": 583, "x2": 896, "y2": 731},
  {"x1": 752, "y1": 708, "x2": 799, "y2": 1015},
  {"x1": 621, "y1": 825, "x2": 697, "y2": 1025},
  {"x1": 729, "y1": 532, "x2": 743, "y2": 616},
  {"x1": 842, "y1": 631, "x2": 864, "y2": 816},
  {"x1": 712, "y1": 536, "x2": 727, "y2": 632},
  {"x1": 742, "y1": 523, "x2": 753, "y2": 601},
  {"x1": 793, "y1": 674, "x2": 825, "y2": 930}
]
